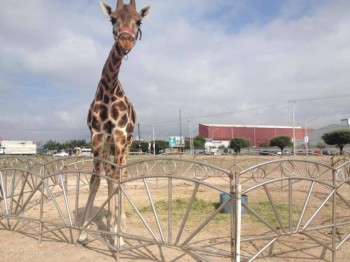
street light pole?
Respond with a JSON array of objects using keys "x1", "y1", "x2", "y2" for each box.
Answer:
[
  {"x1": 189, "y1": 123, "x2": 199, "y2": 155},
  {"x1": 288, "y1": 100, "x2": 296, "y2": 156},
  {"x1": 152, "y1": 124, "x2": 156, "y2": 156},
  {"x1": 304, "y1": 116, "x2": 314, "y2": 156},
  {"x1": 188, "y1": 120, "x2": 193, "y2": 155}
]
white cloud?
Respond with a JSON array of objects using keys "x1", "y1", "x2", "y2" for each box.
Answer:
[{"x1": 0, "y1": 0, "x2": 349, "y2": 142}]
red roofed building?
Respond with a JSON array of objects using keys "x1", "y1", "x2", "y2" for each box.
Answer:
[{"x1": 199, "y1": 124, "x2": 311, "y2": 147}]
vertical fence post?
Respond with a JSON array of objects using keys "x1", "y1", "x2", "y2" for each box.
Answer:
[
  {"x1": 39, "y1": 177, "x2": 45, "y2": 244},
  {"x1": 229, "y1": 171, "x2": 235, "y2": 261},
  {"x1": 331, "y1": 157, "x2": 337, "y2": 262},
  {"x1": 233, "y1": 171, "x2": 241, "y2": 262},
  {"x1": 116, "y1": 164, "x2": 123, "y2": 261}
]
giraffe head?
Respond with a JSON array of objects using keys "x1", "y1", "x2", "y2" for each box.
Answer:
[{"x1": 100, "y1": 0, "x2": 151, "y2": 54}]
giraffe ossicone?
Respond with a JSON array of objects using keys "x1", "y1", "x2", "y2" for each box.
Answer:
[{"x1": 77, "y1": 0, "x2": 151, "y2": 247}]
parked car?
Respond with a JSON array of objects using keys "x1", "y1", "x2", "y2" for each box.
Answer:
[
  {"x1": 322, "y1": 150, "x2": 338, "y2": 155},
  {"x1": 53, "y1": 152, "x2": 69, "y2": 157},
  {"x1": 259, "y1": 150, "x2": 270, "y2": 156}
]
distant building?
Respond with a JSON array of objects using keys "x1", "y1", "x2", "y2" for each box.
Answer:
[
  {"x1": 341, "y1": 118, "x2": 350, "y2": 126},
  {"x1": 0, "y1": 140, "x2": 36, "y2": 155},
  {"x1": 308, "y1": 124, "x2": 350, "y2": 146},
  {"x1": 199, "y1": 124, "x2": 309, "y2": 147}
]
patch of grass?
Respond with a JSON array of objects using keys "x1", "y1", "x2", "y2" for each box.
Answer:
[
  {"x1": 129, "y1": 197, "x2": 303, "y2": 228},
  {"x1": 134, "y1": 197, "x2": 229, "y2": 224},
  {"x1": 245, "y1": 201, "x2": 293, "y2": 228}
]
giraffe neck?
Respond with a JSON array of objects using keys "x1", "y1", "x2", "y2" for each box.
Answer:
[{"x1": 100, "y1": 43, "x2": 125, "y2": 89}]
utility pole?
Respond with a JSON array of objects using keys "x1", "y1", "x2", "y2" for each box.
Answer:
[
  {"x1": 288, "y1": 100, "x2": 296, "y2": 156},
  {"x1": 152, "y1": 124, "x2": 156, "y2": 156},
  {"x1": 188, "y1": 120, "x2": 193, "y2": 155},
  {"x1": 137, "y1": 123, "x2": 141, "y2": 141},
  {"x1": 179, "y1": 110, "x2": 182, "y2": 152}
]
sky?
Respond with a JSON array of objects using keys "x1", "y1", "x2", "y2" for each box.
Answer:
[{"x1": 1, "y1": 0, "x2": 350, "y2": 143}]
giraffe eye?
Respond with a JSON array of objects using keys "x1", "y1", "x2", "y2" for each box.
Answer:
[
  {"x1": 136, "y1": 20, "x2": 142, "y2": 27},
  {"x1": 110, "y1": 17, "x2": 117, "y2": 25}
]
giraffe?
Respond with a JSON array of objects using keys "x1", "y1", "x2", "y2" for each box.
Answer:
[{"x1": 78, "y1": 0, "x2": 151, "y2": 246}]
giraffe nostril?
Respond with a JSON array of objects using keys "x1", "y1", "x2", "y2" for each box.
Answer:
[{"x1": 119, "y1": 33, "x2": 134, "y2": 42}]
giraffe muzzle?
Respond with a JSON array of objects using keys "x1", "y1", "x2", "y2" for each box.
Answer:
[{"x1": 117, "y1": 28, "x2": 136, "y2": 51}]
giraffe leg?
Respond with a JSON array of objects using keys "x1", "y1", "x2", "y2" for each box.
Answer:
[
  {"x1": 78, "y1": 135, "x2": 105, "y2": 245},
  {"x1": 77, "y1": 174, "x2": 100, "y2": 245},
  {"x1": 100, "y1": 144, "x2": 125, "y2": 246},
  {"x1": 110, "y1": 134, "x2": 130, "y2": 247},
  {"x1": 107, "y1": 177, "x2": 126, "y2": 247}
]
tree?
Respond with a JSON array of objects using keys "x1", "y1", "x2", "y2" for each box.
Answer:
[
  {"x1": 218, "y1": 145, "x2": 228, "y2": 153},
  {"x1": 193, "y1": 135, "x2": 206, "y2": 149},
  {"x1": 63, "y1": 139, "x2": 90, "y2": 150},
  {"x1": 322, "y1": 129, "x2": 350, "y2": 154},
  {"x1": 316, "y1": 142, "x2": 326, "y2": 150},
  {"x1": 43, "y1": 140, "x2": 63, "y2": 151},
  {"x1": 269, "y1": 136, "x2": 292, "y2": 154},
  {"x1": 259, "y1": 142, "x2": 269, "y2": 148},
  {"x1": 154, "y1": 140, "x2": 168, "y2": 154},
  {"x1": 229, "y1": 137, "x2": 250, "y2": 154},
  {"x1": 130, "y1": 141, "x2": 149, "y2": 153},
  {"x1": 43, "y1": 139, "x2": 91, "y2": 152}
]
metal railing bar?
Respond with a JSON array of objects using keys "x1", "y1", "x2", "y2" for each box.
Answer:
[
  {"x1": 334, "y1": 190, "x2": 350, "y2": 209},
  {"x1": 143, "y1": 177, "x2": 165, "y2": 243},
  {"x1": 74, "y1": 172, "x2": 81, "y2": 227},
  {"x1": 302, "y1": 189, "x2": 335, "y2": 230},
  {"x1": 2, "y1": 156, "x2": 350, "y2": 261},
  {"x1": 184, "y1": 245, "x2": 231, "y2": 257},
  {"x1": 247, "y1": 237, "x2": 278, "y2": 262},
  {"x1": 16, "y1": 179, "x2": 43, "y2": 215},
  {"x1": 301, "y1": 232, "x2": 332, "y2": 251},
  {"x1": 263, "y1": 184, "x2": 286, "y2": 233},
  {"x1": 181, "y1": 195, "x2": 228, "y2": 246},
  {"x1": 241, "y1": 205, "x2": 281, "y2": 235},
  {"x1": 0, "y1": 171, "x2": 9, "y2": 214},
  {"x1": 58, "y1": 173, "x2": 73, "y2": 227},
  {"x1": 186, "y1": 250, "x2": 212, "y2": 262},
  {"x1": 168, "y1": 251, "x2": 189, "y2": 262},
  {"x1": 175, "y1": 183, "x2": 200, "y2": 245},
  {"x1": 122, "y1": 244, "x2": 158, "y2": 260},
  {"x1": 168, "y1": 177, "x2": 172, "y2": 243},
  {"x1": 296, "y1": 181, "x2": 315, "y2": 232},
  {"x1": 116, "y1": 241, "x2": 157, "y2": 255},
  {"x1": 13, "y1": 172, "x2": 31, "y2": 214},
  {"x1": 288, "y1": 178, "x2": 292, "y2": 231},
  {"x1": 41, "y1": 178, "x2": 68, "y2": 226},
  {"x1": 336, "y1": 231, "x2": 350, "y2": 249},
  {"x1": 9, "y1": 170, "x2": 18, "y2": 214},
  {"x1": 121, "y1": 186, "x2": 159, "y2": 242},
  {"x1": 5, "y1": 216, "x2": 40, "y2": 234}
]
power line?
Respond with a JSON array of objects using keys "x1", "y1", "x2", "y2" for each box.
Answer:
[
  {"x1": 139, "y1": 93, "x2": 350, "y2": 127},
  {"x1": 139, "y1": 103, "x2": 283, "y2": 126},
  {"x1": 289, "y1": 93, "x2": 350, "y2": 103}
]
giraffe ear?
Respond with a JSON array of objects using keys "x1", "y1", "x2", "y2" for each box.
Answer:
[
  {"x1": 140, "y1": 6, "x2": 152, "y2": 19},
  {"x1": 100, "y1": 1, "x2": 113, "y2": 17}
]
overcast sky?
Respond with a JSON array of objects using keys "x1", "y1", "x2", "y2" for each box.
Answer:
[{"x1": 1, "y1": 0, "x2": 350, "y2": 143}]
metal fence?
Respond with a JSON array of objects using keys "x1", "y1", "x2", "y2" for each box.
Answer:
[{"x1": 1, "y1": 155, "x2": 350, "y2": 261}]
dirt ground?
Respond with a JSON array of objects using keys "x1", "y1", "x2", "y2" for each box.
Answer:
[
  {"x1": 0, "y1": 230, "x2": 115, "y2": 262},
  {"x1": 1, "y1": 155, "x2": 350, "y2": 261}
]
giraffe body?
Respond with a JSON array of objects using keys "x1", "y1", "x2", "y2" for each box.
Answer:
[{"x1": 78, "y1": 0, "x2": 151, "y2": 247}]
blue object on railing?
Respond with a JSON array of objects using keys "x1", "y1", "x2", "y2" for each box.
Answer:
[{"x1": 220, "y1": 192, "x2": 248, "y2": 214}]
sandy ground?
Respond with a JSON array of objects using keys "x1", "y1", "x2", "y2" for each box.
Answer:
[
  {"x1": 1, "y1": 155, "x2": 350, "y2": 261},
  {"x1": 0, "y1": 230, "x2": 115, "y2": 262}
]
